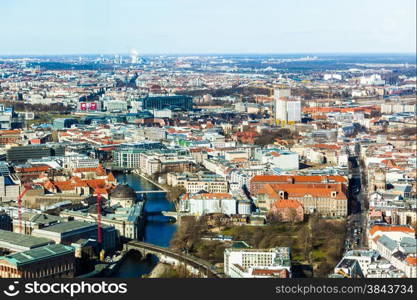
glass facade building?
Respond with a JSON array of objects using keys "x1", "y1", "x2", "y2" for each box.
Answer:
[{"x1": 142, "y1": 95, "x2": 193, "y2": 111}]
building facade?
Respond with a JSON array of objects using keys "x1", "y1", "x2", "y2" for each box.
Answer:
[
  {"x1": 224, "y1": 247, "x2": 292, "y2": 278},
  {"x1": 142, "y1": 95, "x2": 193, "y2": 111},
  {"x1": 180, "y1": 193, "x2": 237, "y2": 216},
  {"x1": 0, "y1": 244, "x2": 75, "y2": 278}
]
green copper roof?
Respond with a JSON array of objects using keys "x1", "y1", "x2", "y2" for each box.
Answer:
[
  {"x1": 0, "y1": 244, "x2": 74, "y2": 266},
  {"x1": 0, "y1": 229, "x2": 54, "y2": 249}
]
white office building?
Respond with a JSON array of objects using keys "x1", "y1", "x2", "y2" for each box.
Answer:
[
  {"x1": 254, "y1": 148, "x2": 299, "y2": 170},
  {"x1": 224, "y1": 247, "x2": 292, "y2": 278},
  {"x1": 180, "y1": 193, "x2": 237, "y2": 216}
]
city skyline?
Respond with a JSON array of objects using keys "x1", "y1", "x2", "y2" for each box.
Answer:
[{"x1": 0, "y1": 0, "x2": 416, "y2": 55}]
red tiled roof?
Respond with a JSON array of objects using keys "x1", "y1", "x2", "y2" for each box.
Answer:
[
  {"x1": 259, "y1": 183, "x2": 346, "y2": 200},
  {"x1": 273, "y1": 199, "x2": 303, "y2": 209},
  {"x1": 311, "y1": 144, "x2": 341, "y2": 150},
  {"x1": 369, "y1": 225, "x2": 415, "y2": 236},
  {"x1": 251, "y1": 268, "x2": 289, "y2": 278},
  {"x1": 251, "y1": 175, "x2": 346, "y2": 183},
  {"x1": 406, "y1": 256, "x2": 417, "y2": 266},
  {"x1": 16, "y1": 166, "x2": 51, "y2": 173},
  {"x1": 107, "y1": 172, "x2": 116, "y2": 182}
]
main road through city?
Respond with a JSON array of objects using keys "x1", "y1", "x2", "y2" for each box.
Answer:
[{"x1": 346, "y1": 156, "x2": 368, "y2": 251}]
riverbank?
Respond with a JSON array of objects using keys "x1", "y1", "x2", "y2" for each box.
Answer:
[
  {"x1": 131, "y1": 169, "x2": 168, "y2": 192},
  {"x1": 112, "y1": 173, "x2": 177, "y2": 277},
  {"x1": 130, "y1": 170, "x2": 184, "y2": 207},
  {"x1": 146, "y1": 262, "x2": 172, "y2": 278}
]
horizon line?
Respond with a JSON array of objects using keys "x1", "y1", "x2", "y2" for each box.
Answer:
[{"x1": 0, "y1": 51, "x2": 416, "y2": 57}]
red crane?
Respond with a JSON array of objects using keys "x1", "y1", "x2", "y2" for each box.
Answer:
[
  {"x1": 96, "y1": 190, "x2": 102, "y2": 244},
  {"x1": 17, "y1": 185, "x2": 31, "y2": 234}
]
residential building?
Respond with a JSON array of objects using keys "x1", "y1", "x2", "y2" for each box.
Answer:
[{"x1": 167, "y1": 171, "x2": 228, "y2": 194}]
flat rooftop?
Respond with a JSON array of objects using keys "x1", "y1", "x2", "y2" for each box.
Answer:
[
  {"x1": 37, "y1": 221, "x2": 96, "y2": 234},
  {"x1": 0, "y1": 244, "x2": 74, "y2": 266},
  {"x1": 0, "y1": 229, "x2": 54, "y2": 249}
]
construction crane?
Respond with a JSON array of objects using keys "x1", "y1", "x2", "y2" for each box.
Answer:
[
  {"x1": 17, "y1": 185, "x2": 31, "y2": 234},
  {"x1": 96, "y1": 190, "x2": 102, "y2": 245},
  {"x1": 336, "y1": 269, "x2": 351, "y2": 278}
]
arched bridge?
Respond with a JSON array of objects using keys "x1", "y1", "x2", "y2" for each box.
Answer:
[{"x1": 125, "y1": 241, "x2": 223, "y2": 278}]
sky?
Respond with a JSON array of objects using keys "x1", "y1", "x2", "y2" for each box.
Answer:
[{"x1": 0, "y1": 0, "x2": 415, "y2": 55}]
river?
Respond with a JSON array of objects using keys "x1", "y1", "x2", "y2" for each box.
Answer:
[{"x1": 111, "y1": 173, "x2": 177, "y2": 278}]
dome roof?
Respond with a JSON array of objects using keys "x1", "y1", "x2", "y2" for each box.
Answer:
[{"x1": 110, "y1": 184, "x2": 136, "y2": 199}]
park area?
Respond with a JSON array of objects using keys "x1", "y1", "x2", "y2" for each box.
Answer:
[{"x1": 170, "y1": 215, "x2": 346, "y2": 277}]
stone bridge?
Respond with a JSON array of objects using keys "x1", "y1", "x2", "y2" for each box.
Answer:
[{"x1": 125, "y1": 241, "x2": 223, "y2": 278}]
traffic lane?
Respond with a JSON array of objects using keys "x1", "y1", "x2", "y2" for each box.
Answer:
[{"x1": 345, "y1": 212, "x2": 364, "y2": 250}]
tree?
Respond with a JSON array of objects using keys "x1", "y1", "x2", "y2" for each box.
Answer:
[
  {"x1": 315, "y1": 261, "x2": 333, "y2": 278},
  {"x1": 213, "y1": 214, "x2": 225, "y2": 232},
  {"x1": 51, "y1": 131, "x2": 59, "y2": 142},
  {"x1": 167, "y1": 185, "x2": 186, "y2": 202},
  {"x1": 288, "y1": 208, "x2": 298, "y2": 224},
  {"x1": 298, "y1": 226, "x2": 311, "y2": 262},
  {"x1": 251, "y1": 229, "x2": 266, "y2": 247},
  {"x1": 267, "y1": 212, "x2": 283, "y2": 225},
  {"x1": 254, "y1": 128, "x2": 294, "y2": 147}
]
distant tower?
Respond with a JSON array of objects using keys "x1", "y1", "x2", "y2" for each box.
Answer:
[{"x1": 130, "y1": 49, "x2": 139, "y2": 64}]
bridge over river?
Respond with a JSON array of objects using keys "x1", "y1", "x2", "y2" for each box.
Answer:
[
  {"x1": 125, "y1": 241, "x2": 223, "y2": 278},
  {"x1": 135, "y1": 190, "x2": 167, "y2": 194}
]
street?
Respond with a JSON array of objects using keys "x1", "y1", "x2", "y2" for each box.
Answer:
[{"x1": 345, "y1": 156, "x2": 368, "y2": 252}]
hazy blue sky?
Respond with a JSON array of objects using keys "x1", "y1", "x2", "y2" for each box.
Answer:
[{"x1": 0, "y1": 0, "x2": 415, "y2": 55}]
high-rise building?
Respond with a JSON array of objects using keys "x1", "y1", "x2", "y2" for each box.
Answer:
[{"x1": 273, "y1": 88, "x2": 301, "y2": 124}]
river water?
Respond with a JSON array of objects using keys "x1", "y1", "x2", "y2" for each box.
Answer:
[{"x1": 111, "y1": 173, "x2": 177, "y2": 278}]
